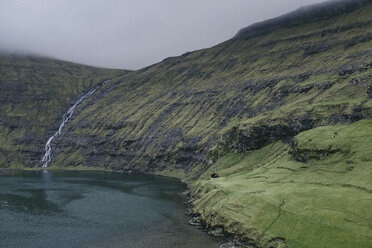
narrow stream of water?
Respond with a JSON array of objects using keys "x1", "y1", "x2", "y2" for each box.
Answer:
[{"x1": 40, "y1": 80, "x2": 110, "y2": 168}]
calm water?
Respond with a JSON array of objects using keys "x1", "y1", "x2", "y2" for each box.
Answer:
[{"x1": 0, "y1": 170, "x2": 222, "y2": 248}]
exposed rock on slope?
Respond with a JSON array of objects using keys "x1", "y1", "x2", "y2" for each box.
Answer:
[{"x1": 50, "y1": 1, "x2": 372, "y2": 175}]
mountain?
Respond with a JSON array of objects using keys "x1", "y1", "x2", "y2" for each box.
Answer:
[
  {"x1": 1, "y1": 0, "x2": 371, "y2": 247},
  {"x1": 51, "y1": 0, "x2": 372, "y2": 174},
  {"x1": 0, "y1": 54, "x2": 129, "y2": 168}
]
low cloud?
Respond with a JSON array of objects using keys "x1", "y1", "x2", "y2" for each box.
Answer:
[{"x1": 0, "y1": 0, "x2": 325, "y2": 69}]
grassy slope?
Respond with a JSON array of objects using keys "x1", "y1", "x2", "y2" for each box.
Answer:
[
  {"x1": 192, "y1": 119, "x2": 372, "y2": 248},
  {"x1": 0, "y1": 55, "x2": 127, "y2": 168},
  {"x1": 53, "y1": 3, "x2": 372, "y2": 173}
]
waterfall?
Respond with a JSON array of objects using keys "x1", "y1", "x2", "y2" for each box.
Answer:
[{"x1": 39, "y1": 80, "x2": 110, "y2": 168}]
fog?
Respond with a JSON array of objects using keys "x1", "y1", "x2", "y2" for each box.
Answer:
[{"x1": 0, "y1": 0, "x2": 326, "y2": 70}]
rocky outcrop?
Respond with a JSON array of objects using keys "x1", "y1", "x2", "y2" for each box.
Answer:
[
  {"x1": 223, "y1": 122, "x2": 310, "y2": 153},
  {"x1": 206, "y1": 116, "x2": 315, "y2": 164},
  {"x1": 290, "y1": 141, "x2": 340, "y2": 162}
]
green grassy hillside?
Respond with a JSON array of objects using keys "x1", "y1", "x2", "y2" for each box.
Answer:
[
  {"x1": 0, "y1": 55, "x2": 128, "y2": 168},
  {"x1": 192, "y1": 119, "x2": 372, "y2": 248},
  {"x1": 52, "y1": 2, "x2": 372, "y2": 174}
]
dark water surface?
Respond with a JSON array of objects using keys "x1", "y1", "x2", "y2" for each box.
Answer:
[{"x1": 0, "y1": 170, "x2": 222, "y2": 248}]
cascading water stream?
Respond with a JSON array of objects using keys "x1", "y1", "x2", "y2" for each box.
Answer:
[{"x1": 39, "y1": 80, "x2": 110, "y2": 168}]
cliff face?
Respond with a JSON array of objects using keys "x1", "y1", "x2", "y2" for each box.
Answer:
[
  {"x1": 0, "y1": 55, "x2": 128, "y2": 168},
  {"x1": 49, "y1": 2, "x2": 372, "y2": 175}
]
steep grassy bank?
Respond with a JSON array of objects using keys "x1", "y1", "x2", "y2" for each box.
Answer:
[
  {"x1": 190, "y1": 119, "x2": 372, "y2": 247},
  {"x1": 52, "y1": 1, "x2": 372, "y2": 174},
  {"x1": 0, "y1": 55, "x2": 128, "y2": 168}
]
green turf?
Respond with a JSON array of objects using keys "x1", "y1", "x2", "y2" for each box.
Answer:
[{"x1": 191, "y1": 119, "x2": 372, "y2": 248}]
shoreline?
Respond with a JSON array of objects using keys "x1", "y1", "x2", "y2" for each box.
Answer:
[{"x1": 185, "y1": 189, "x2": 249, "y2": 248}]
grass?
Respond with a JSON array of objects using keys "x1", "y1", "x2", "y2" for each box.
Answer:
[{"x1": 191, "y1": 119, "x2": 372, "y2": 248}]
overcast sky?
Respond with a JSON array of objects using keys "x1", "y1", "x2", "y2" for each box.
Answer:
[{"x1": 0, "y1": 0, "x2": 326, "y2": 70}]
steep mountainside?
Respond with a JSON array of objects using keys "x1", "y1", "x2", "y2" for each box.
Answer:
[
  {"x1": 0, "y1": 55, "x2": 128, "y2": 168},
  {"x1": 50, "y1": 1, "x2": 372, "y2": 175}
]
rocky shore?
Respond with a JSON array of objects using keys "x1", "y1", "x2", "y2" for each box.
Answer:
[{"x1": 185, "y1": 192, "x2": 248, "y2": 248}]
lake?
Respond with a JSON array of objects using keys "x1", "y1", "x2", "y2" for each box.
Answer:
[{"x1": 0, "y1": 170, "x2": 222, "y2": 248}]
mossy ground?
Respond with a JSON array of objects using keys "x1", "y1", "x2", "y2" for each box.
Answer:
[{"x1": 191, "y1": 119, "x2": 372, "y2": 248}]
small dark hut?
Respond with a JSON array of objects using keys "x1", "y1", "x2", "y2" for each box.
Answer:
[{"x1": 211, "y1": 172, "x2": 219, "y2": 178}]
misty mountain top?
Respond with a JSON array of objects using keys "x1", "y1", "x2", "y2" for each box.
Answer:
[{"x1": 0, "y1": 0, "x2": 332, "y2": 70}]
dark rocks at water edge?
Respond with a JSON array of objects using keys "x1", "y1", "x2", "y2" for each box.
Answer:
[
  {"x1": 186, "y1": 202, "x2": 245, "y2": 247},
  {"x1": 188, "y1": 216, "x2": 202, "y2": 227},
  {"x1": 187, "y1": 215, "x2": 244, "y2": 247},
  {"x1": 219, "y1": 242, "x2": 236, "y2": 248}
]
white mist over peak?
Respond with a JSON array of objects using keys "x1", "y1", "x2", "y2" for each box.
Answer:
[{"x1": 0, "y1": 0, "x2": 326, "y2": 70}]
